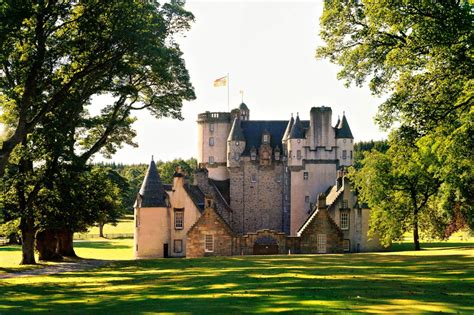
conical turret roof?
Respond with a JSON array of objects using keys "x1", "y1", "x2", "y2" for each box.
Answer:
[
  {"x1": 239, "y1": 102, "x2": 249, "y2": 110},
  {"x1": 289, "y1": 114, "x2": 305, "y2": 139},
  {"x1": 138, "y1": 158, "x2": 167, "y2": 207},
  {"x1": 227, "y1": 117, "x2": 246, "y2": 141},
  {"x1": 282, "y1": 115, "x2": 294, "y2": 141},
  {"x1": 336, "y1": 113, "x2": 354, "y2": 139}
]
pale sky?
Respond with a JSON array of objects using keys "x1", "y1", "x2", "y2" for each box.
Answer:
[{"x1": 2, "y1": 1, "x2": 389, "y2": 164}]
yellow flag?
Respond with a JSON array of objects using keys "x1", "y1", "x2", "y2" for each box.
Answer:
[{"x1": 213, "y1": 76, "x2": 227, "y2": 87}]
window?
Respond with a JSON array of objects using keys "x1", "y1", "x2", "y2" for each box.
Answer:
[
  {"x1": 174, "y1": 240, "x2": 183, "y2": 253},
  {"x1": 357, "y1": 208, "x2": 362, "y2": 217},
  {"x1": 343, "y1": 139, "x2": 346, "y2": 143},
  {"x1": 233, "y1": 152, "x2": 240, "y2": 161},
  {"x1": 343, "y1": 239, "x2": 350, "y2": 252},
  {"x1": 205, "y1": 234, "x2": 214, "y2": 252},
  {"x1": 174, "y1": 210, "x2": 184, "y2": 229},
  {"x1": 209, "y1": 123, "x2": 214, "y2": 132},
  {"x1": 303, "y1": 171, "x2": 309, "y2": 180},
  {"x1": 305, "y1": 195, "x2": 310, "y2": 203},
  {"x1": 263, "y1": 134, "x2": 269, "y2": 143},
  {"x1": 342, "y1": 150, "x2": 347, "y2": 159},
  {"x1": 276, "y1": 175, "x2": 282, "y2": 183},
  {"x1": 317, "y1": 234, "x2": 326, "y2": 253},
  {"x1": 251, "y1": 174, "x2": 257, "y2": 183},
  {"x1": 251, "y1": 150, "x2": 257, "y2": 160},
  {"x1": 274, "y1": 149, "x2": 280, "y2": 161},
  {"x1": 135, "y1": 214, "x2": 139, "y2": 227},
  {"x1": 350, "y1": 150, "x2": 353, "y2": 159},
  {"x1": 236, "y1": 141, "x2": 239, "y2": 146},
  {"x1": 289, "y1": 150, "x2": 292, "y2": 160},
  {"x1": 340, "y1": 211, "x2": 349, "y2": 230},
  {"x1": 209, "y1": 137, "x2": 214, "y2": 146},
  {"x1": 297, "y1": 150, "x2": 302, "y2": 160},
  {"x1": 209, "y1": 156, "x2": 214, "y2": 164},
  {"x1": 342, "y1": 200, "x2": 348, "y2": 209}
]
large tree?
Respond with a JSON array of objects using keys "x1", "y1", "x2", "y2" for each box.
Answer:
[
  {"x1": 0, "y1": 0, "x2": 195, "y2": 177},
  {"x1": 0, "y1": 0, "x2": 195, "y2": 264},
  {"x1": 318, "y1": 0, "x2": 473, "y2": 234}
]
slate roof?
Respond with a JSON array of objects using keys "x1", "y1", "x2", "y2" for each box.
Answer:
[
  {"x1": 289, "y1": 115, "x2": 306, "y2": 139},
  {"x1": 228, "y1": 118, "x2": 246, "y2": 141},
  {"x1": 335, "y1": 114, "x2": 354, "y2": 139},
  {"x1": 239, "y1": 102, "x2": 249, "y2": 110},
  {"x1": 138, "y1": 160, "x2": 167, "y2": 207},
  {"x1": 183, "y1": 184, "x2": 205, "y2": 212},
  {"x1": 282, "y1": 115, "x2": 294, "y2": 141},
  {"x1": 240, "y1": 120, "x2": 309, "y2": 155},
  {"x1": 210, "y1": 179, "x2": 230, "y2": 204}
]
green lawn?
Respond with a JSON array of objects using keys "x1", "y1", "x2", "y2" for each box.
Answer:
[
  {"x1": 0, "y1": 241, "x2": 473, "y2": 314},
  {"x1": 75, "y1": 215, "x2": 134, "y2": 238}
]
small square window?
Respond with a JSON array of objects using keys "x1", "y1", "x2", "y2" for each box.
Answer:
[
  {"x1": 342, "y1": 150, "x2": 347, "y2": 160},
  {"x1": 303, "y1": 172, "x2": 309, "y2": 180},
  {"x1": 297, "y1": 150, "x2": 302, "y2": 160},
  {"x1": 263, "y1": 134, "x2": 269, "y2": 143},
  {"x1": 209, "y1": 156, "x2": 214, "y2": 164},
  {"x1": 209, "y1": 137, "x2": 215, "y2": 146},
  {"x1": 251, "y1": 174, "x2": 257, "y2": 183},
  {"x1": 209, "y1": 123, "x2": 214, "y2": 132},
  {"x1": 205, "y1": 235, "x2": 214, "y2": 252},
  {"x1": 174, "y1": 240, "x2": 183, "y2": 253}
]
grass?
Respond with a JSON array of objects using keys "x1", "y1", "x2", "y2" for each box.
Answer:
[
  {"x1": 75, "y1": 215, "x2": 134, "y2": 237},
  {"x1": 0, "y1": 241, "x2": 473, "y2": 313}
]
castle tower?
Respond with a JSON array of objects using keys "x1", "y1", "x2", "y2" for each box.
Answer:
[
  {"x1": 197, "y1": 111, "x2": 232, "y2": 180},
  {"x1": 287, "y1": 113, "x2": 305, "y2": 168},
  {"x1": 335, "y1": 112, "x2": 354, "y2": 167},
  {"x1": 239, "y1": 102, "x2": 250, "y2": 121},
  {"x1": 227, "y1": 117, "x2": 246, "y2": 168},
  {"x1": 134, "y1": 158, "x2": 170, "y2": 258}
]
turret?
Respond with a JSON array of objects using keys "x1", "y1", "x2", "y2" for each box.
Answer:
[
  {"x1": 197, "y1": 111, "x2": 232, "y2": 180},
  {"x1": 227, "y1": 117, "x2": 246, "y2": 167},
  {"x1": 287, "y1": 113, "x2": 305, "y2": 167},
  {"x1": 239, "y1": 102, "x2": 250, "y2": 121},
  {"x1": 335, "y1": 112, "x2": 354, "y2": 167},
  {"x1": 134, "y1": 157, "x2": 169, "y2": 259}
]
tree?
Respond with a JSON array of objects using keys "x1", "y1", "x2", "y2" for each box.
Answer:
[
  {"x1": 350, "y1": 134, "x2": 443, "y2": 250},
  {"x1": 0, "y1": 0, "x2": 195, "y2": 177},
  {"x1": 353, "y1": 139, "x2": 389, "y2": 170},
  {"x1": 0, "y1": 0, "x2": 195, "y2": 264},
  {"x1": 317, "y1": 0, "x2": 472, "y2": 134},
  {"x1": 318, "y1": 1, "x2": 473, "y2": 232}
]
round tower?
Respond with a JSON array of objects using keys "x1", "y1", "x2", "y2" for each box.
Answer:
[
  {"x1": 287, "y1": 113, "x2": 306, "y2": 168},
  {"x1": 335, "y1": 112, "x2": 354, "y2": 167},
  {"x1": 197, "y1": 111, "x2": 231, "y2": 180}
]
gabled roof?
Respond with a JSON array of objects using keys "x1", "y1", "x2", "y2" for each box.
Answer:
[
  {"x1": 289, "y1": 115, "x2": 306, "y2": 139},
  {"x1": 335, "y1": 114, "x2": 354, "y2": 139},
  {"x1": 183, "y1": 184, "x2": 205, "y2": 212},
  {"x1": 138, "y1": 159, "x2": 167, "y2": 207},
  {"x1": 227, "y1": 117, "x2": 246, "y2": 141}
]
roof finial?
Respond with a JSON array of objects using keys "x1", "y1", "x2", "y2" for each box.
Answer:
[
  {"x1": 343, "y1": 110, "x2": 345, "y2": 116},
  {"x1": 296, "y1": 112, "x2": 299, "y2": 117},
  {"x1": 291, "y1": 112, "x2": 293, "y2": 118},
  {"x1": 151, "y1": 155, "x2": 154, "y2": 162}
]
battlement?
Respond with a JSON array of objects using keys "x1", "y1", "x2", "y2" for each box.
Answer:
[{"x1": 197, "y1": 112, "x2": 232, "y2": 123}]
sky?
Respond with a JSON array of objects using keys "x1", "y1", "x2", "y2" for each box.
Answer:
[{"x1": 2, "y1": 1, "x2": 389, "y2": 164}]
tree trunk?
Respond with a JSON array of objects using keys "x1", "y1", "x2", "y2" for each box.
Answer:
[
  {"x1": 413, "y1": 209, "x2": 421, "y2": 251},
  {"x1": 20, "y1": 217, "x2": 36, "y2": 265},
  {"x1": 36, "y1": 229, "x2": 62, "y2": 261},
  {"x1": 56, "y1": 229, "x2": 77, "y2": 257},
  {"x1": 99, "y1": 223, "x2": 105, "y2": 238}
]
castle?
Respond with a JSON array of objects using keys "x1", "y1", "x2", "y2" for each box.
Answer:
[{"x1": 134, "y1": 103, "x2": 383, "y2": 258}]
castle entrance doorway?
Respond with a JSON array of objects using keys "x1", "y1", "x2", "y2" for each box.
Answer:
[{"x1": 253, "y1": 236, "x2": 279, "y2": 255}]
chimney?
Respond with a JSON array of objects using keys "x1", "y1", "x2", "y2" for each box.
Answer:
[{"x1": 317, "y1": 193, "x2": 327, "y2": 209}]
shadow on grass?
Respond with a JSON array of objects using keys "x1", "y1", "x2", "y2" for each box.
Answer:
[
  {"x1": 0, "y1": 246, "x2": 21, "y2": 252},
  {"x1": 1, "y1": 248, "x2": 473, "y2": 314}
]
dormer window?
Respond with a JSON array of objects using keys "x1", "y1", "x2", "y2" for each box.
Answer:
[
  {"x1": 250, "y1": 147, "x2": 257, "y2": 160},
  {"x1": 263, "y1": 134, "x2": 270, "y2": 143},
  {"x1": 274, "y1": 148, "x2": 281, "y2": 161}
]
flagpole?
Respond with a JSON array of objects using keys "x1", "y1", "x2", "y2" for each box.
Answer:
[{"x1": 227, "y1": 73, "x2": 230, "y2": 112}]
